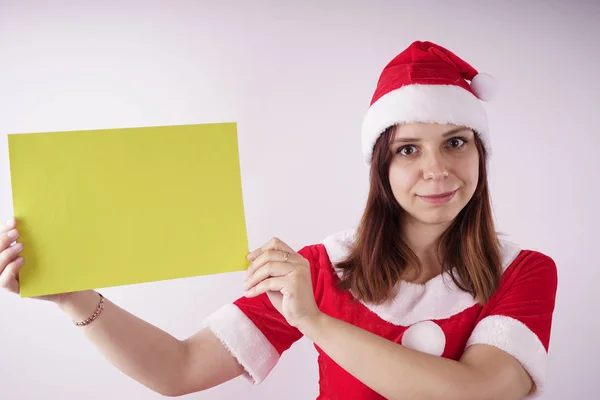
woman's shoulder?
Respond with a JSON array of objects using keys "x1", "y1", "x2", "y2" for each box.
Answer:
[
  {"x1": 297, "y1": 228, "x2": 358, "y2": 275},
  {"x1": 499, "y1": 241, "x2": 558, "y2": 288}
]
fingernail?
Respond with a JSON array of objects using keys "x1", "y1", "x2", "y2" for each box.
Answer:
[
  {"x1": 16, "y1": 257, "x2": 24, "y2": 264},
  {"x1": 5, "y1": 218, "x2": 14, "y2": 226},
  {"x1": 6, "y1": 229, "x2": 18, "y2": 238},
  {"x1": 14, "y1": 242, "x2": 23, "y2": 251}
]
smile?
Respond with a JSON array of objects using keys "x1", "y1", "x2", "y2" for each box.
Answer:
[{"x1": 417, "y1": 189, "x2": 458, "y2": 205}]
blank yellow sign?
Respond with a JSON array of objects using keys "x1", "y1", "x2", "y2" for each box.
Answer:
[{"x1": 8, "y1": 123, "x2": 249, "y2": 297}]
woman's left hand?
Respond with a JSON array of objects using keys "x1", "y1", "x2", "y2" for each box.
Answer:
[{"x1": 244, "y1": 237, "x2": 322, "y2": 332}]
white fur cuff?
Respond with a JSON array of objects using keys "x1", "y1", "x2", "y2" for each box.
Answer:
[
  {"x1": 466, "y1": 315, "x2": 548, "y2": 398},
  {"x1": 204, "y1": 303, "x2": 280, "y2": 384}
]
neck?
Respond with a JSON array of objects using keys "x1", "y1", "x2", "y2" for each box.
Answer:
[{"x1": 400, "y1": 216, "x2": 451, "y2": 282}]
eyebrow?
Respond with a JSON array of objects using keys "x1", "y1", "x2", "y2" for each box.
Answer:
[{"x1": 392, "y1": 127, "x2": 472, "y2": 143}]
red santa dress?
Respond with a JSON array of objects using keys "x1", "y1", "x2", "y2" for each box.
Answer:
[{"x1": 204, "y1": 229, "x2": 558, "y2": 399}]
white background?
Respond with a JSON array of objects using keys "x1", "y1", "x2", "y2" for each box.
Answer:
[{"x1": 1, "y1": 1, "x2": 598, "y2": 399}]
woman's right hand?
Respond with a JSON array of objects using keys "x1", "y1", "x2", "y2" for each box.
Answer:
[{"x1": 0, "y1": 217, "x2": 69, "y2": 303}]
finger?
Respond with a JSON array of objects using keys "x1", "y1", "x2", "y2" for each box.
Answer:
[
  {"x1": 248, "y1": 237, "x2": 295, "y2": 261},
  {"x1": 0, "y1": 241, "x2": 24, "y2": 275},
  {"x1": 261, "y1": 237, "x2": 294, "y2": 253},
  {"x1": 244, "y1": 276, "x2": 287, "y2": 298},
  {"x1": 244, "y1": 261, "x2": 295, "y2": 291},
  {"x1": 0, "y1": 217, "x2": 16, "y2": 234},
  {"x1": 245, "y1": 248, "x2": 299, "y2": 278},
  {"x1": 0, "y1": 256, "x2": 24, "y2": 294},
  {"x1": 249, "y1": 248, "x2": 295, "y2": 272},
  {"x1": 247, "y1": 248, "x2": 261, "y2": 261},
  {"x1": 0, "y1": 228, "x2": 20, "y2": 253}
]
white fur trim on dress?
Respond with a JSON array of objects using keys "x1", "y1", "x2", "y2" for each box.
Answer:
[
  {"x1": 203, "y1": 303, "x2": 280, "y2": 385},
  {"x1": 466, "y1": 315, "x2": 548, "y2": 398},
  {"x1": 361, "y1": 84, "x2": 491, "y2": 164},
  {"x1": 322, "y1": 229, "x2": 521, "y2": 327}
]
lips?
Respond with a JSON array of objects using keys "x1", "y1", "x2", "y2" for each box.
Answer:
[
  {"x1": 417, "y1": 189, "x2": 458, "y2": 204},
  {"x1": 421, "y1": 190, "x2": 457, "y2": 198}
]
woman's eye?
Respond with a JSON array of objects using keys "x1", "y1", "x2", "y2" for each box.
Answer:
[
  {"x1": 448, "y1": 137, "x2": 467, "y2": 148},
  {"x1": 397, "y1": 145, "x2": 417, "y2": 156}
]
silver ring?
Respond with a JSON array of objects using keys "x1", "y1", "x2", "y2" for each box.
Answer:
[{"x1": 282, "y1": 251, "x2": 290, "y2": 262}]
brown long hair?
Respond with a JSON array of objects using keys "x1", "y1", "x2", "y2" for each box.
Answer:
[{"x1": 335, "y1": 126, "x2": 502, "y2": 304}]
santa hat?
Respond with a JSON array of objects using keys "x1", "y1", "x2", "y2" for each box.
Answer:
[{"x1": 361, "y1": 41, "x2": 497, "y2": 164}]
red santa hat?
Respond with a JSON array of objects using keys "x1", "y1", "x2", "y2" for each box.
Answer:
[{"x1": 361, "y1": 40, "x2": 497, "y2": 164}]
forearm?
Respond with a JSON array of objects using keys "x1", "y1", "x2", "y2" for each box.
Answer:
[
  {"x1": 301, "y1": 314, "x2": 485, "y2": 400},
  {"x1": 57, "y1": 290, "x2": 188, "y2": 396}
]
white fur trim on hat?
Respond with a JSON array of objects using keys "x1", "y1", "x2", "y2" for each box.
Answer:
[{"x1": 361, "y1": 84, "x2": 491, "y2": 164}]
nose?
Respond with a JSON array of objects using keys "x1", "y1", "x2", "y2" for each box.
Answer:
[{"x1": 422, "y1": 151, "x2": 449, "y2": 181}]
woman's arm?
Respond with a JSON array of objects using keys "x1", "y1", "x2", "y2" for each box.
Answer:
[
  {"x1": 58, "y1": 290, "x2": 244, "y2": 396},
  {"x1": 301, "y1": 313, "x2": 532, "y2": 400},
  {"x1": 0, "y1": 220, "x2": 255, "y2": 396}
]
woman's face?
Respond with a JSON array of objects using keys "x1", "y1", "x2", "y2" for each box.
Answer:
[{"x1": 388, "y1": 123, "x2": 480, "y2": 226}]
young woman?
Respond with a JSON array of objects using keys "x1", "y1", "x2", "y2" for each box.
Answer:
[{"x1": 0, "y1": 41, "x2": 557, "y2": 399}]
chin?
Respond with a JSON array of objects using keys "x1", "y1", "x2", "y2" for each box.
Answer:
[
  {"x1": 414, "y1": 211, "x2": 458, "y2": 225},
  {"x1": 403, "y1": 205, "x2": 463, "y2": 226}
]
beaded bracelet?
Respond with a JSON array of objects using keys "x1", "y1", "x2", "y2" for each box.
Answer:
[{"x1": 73, "y1": 293, "x2": 105, "y2": 327}]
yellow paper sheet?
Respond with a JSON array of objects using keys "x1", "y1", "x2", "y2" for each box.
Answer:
[{"x1": 7, "y1": 123, "x2": 249, "y2": 297}]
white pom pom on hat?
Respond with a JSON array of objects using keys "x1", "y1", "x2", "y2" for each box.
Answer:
[
  {"x1": 470, "y1": 72, "x2": 498, "y2": 102},
  {"x1": 361, "y1": 41, "x2": 497, "y2": 164}
]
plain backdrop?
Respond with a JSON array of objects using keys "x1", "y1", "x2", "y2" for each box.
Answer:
[{"x1": 1, "y1": 0, "x2": 598, "y2": 399}]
